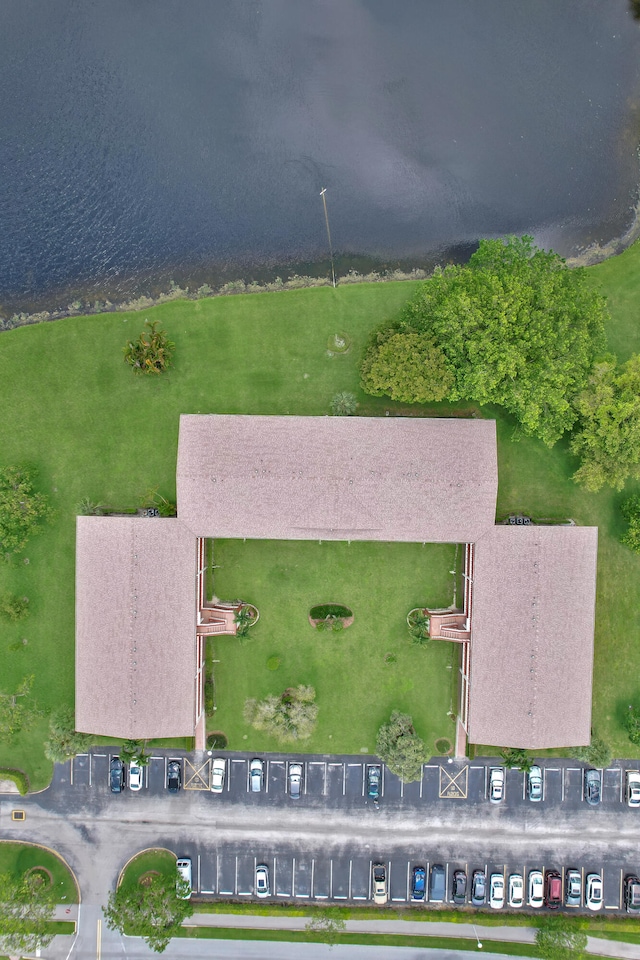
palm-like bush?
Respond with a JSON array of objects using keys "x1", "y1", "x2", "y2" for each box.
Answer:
[
  {"x1": 123, "y1": 320, "x2": 175, "y2": 375},
  {"x1": 234, "y1": 603, "x2": 258, "y2": 638},
  {"x1": 330, "y1": 392, "x2": 357, "y2": 416}
]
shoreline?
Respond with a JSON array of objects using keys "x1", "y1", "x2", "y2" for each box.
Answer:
[{"x1": 2, "y1": 211, "x2": 640, "y2": 333}]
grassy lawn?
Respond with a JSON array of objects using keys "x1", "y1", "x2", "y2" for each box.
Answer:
[
  {"x1": 119, "y1": 849, "x2": 177, "y2": 892},
  {"x1": 210, "y1": 538, "x2": 457, "y2": 754},
  {"x1": 1, "y1": 240, "x2": 640, "y2": 783},
  {"x1": 0, "y1": 841, "x2": 78, "y2": 902}
]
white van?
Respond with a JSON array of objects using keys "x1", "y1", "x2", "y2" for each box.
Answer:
[{"x1": 176, "y1": 858, "x2": 192, "y2": 899}]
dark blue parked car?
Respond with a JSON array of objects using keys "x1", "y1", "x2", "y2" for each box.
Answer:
[{"x1": 411, "y1": 865, "x2": 426, "y2": 901}]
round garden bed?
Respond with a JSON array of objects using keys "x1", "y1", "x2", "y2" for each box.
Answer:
[{"x1": 309, "y1": 603, "x2": 354, "y2": 630}]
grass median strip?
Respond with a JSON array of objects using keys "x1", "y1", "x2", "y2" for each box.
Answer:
[
  {"x1": 181, "y1": 926, "x2": 541, "y2": 955},
  {"x1": 0, "y1": 841, "x2": 78, "y2": 903}
]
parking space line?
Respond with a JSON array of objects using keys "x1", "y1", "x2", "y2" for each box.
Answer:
[
  {"x1": 522, "y1": 772, "x2": 526, "y2": 800},
  {"x1": 235, "y1": 857, "x2": 239, "y2": 895},
  {"x1": 343, "y1": 762, "x2": 346, "y2": 796},
  {"x1": 311, "y1": 859, "x2": 315, "y2": 897},
  {"x1": 562, "y1": 771, "x2": 564, "y2": 802},
  {"x1": 292, "y1": 858, "x2": 296, "y2": 897},
  {"x1": 445, "y1": 863, "x2": 449, "y2": 902},
  {"x1": 70, "y1": 758, "x2": 74, "y2": 786},
  {"x1": 381, "y1": 765, "x2": 385, "y2": 797},
  {"x1": 400, "y1": 776, "x2": 403, "y2": 799},
  {"x1": 360, "y1": 765, "x2": 365, "y2": 797},
  {"x1": 348, "y1": 860, "x2": 352, "y2": 899},
  {"x1": 197, "y1": 855, "x2": 201, "y2": 893},
  {"x1": 425, "y1": 860, "x2": 430, "y2": 902},
  {"x1": 330, "y1": 860, "x2": 333, "y2": 898},
  {"x1": 619, "y1": 869, "x2": 624, "y2": 909},
  {"x1": 265, "y1": 760, "x2": 269, "y2": 793},
  {"x1": 419, "y1": 767, "x2": 423, "y2": 798},
  {"x1": 216, "y1": 855, "x2": 219, "y2": 893},
  {"x1": 484, "y1": 765, "x2": 487, "y2": 799},
  {"x1": 89, "y1": 755, "x2": 92, "y2": 787},
  {"x1": 368, "y1": 860, "x2": 372, "y2": 900},
  {"x1": 406, "y1": 861, "x2": 410, "y2": 901}
]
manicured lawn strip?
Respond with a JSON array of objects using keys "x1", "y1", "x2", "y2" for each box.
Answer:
[
  {"x1": 0, "y1": 842, "x2": 78, "y2": 902},
  {"x1": 591, "y1": 930, "x2": 640, "y2": 944},
  {"x1": 180, "y1": 926, "x2": 541, "y2": 955},
  {"x1": 119, "y1": 849, "x2": 176, "y2": 893},
  {"x1": 211, "y1": 538, "x2": 456, "y2": 753}
]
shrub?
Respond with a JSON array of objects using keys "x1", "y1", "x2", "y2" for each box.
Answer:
[
  {"x1": 500, "y1": 747, "x2": 534, "y2": 772},
  {"x1": 244, "y1": 685, "x2": 318, "y2": 742},
  {"x1": 266, "y1": 656, "x2": 281, "y2": 671},
  {"x1": 207, "y1": 732, "x2": 228, "y2": 750},
  {"x1": 620, "y1": 495, "x2": 640, "y2": 552},
  {"x1": 204, "y1": 676, "x2": 214, "y2": 715},
  {"x1": 0, "y1": 466, "x2": 52, "y2": 558},
  {"x1": 574, "y1": 735, "x2": 612, "y2": 768},
  {"x1": 43, "y1": 709, "x2": 92, "y2": 763},
  {"x1": 310, "y1": 604, "x2": 352, "y2": 620},
  {"x1": 330, "y1": 392, "x2": 357, "y2": 416},
  {"x1": 0, "y1": 767, "x2": 29, "y2": 794},
  {"x1": 123, "y1": 320, "x2": 175, "y2": 375},
  {"x1": 626, "y1": 706, "x2": 640, "y2": 745}
]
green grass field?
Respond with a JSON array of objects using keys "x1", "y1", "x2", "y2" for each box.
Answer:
[
  {"x1": 0, "y1": 841, "x2": 78, "y2": 902},
  {"x1": 210, "y1": 538, "x2": 457, "y2": 754},
  {"x1": 119, "y1": 849, "x2": 177, "y2": 892},
  {"x1": 1, "y1": 239, "x2": 640, "y2": 784}
]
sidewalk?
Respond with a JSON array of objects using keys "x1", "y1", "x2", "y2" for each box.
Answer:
[{"x1": 188, "y1": 912, "x2": 640, "y2": 959}]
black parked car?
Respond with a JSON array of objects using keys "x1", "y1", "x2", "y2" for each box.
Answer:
[
  {"x1": 452, "y1": 870, "x2": 467, "y2": 905},
  {"x1": 110, "y1": 757, "x2": 125, "y2": 793},
  {"x1": 471, "y1": 869, "x2": 486, "y2": 907},
  {"x1": 584, "y1": 768, "x2": 601, "y2": 805},
  {"x1": 167, "y1": 760, "x2": 182, "y2": 793}
]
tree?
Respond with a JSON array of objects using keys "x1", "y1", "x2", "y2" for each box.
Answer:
[
  {"x1": 44, "y1": 708, "x2": 93, "y2": 762},
  {"x1": 535, "y1": 915, "x2": 587, "y2": 960},
  {"x1": 375, "y1": 711, "x2": 426, "y2": 782},
  {"x1": 0, "y1": 676, "x2": 39, "y2": 741},
  {"x1": 306, "y1": 911, "x2": 346, "y2": 946},
  {"x1": 0, "y1": 870, "x2": 56, "y2": 955},
  {"x1": 364, "y1": 236, "x2": 607, "y2": 445},
  {"x1": 574, "y1": 735, "x2": 612, "y2": 769},
  {"x1": 0, "y1": 593, "x2": 29, "y2": 621},
  {"x1": 119, "y1": 739, "x2": 150, "y2": 766},
  {"x1": 330, "y1": 392, "x2": 358, "y2": 416},
  {"x1": 103, "y1": 871, "x2": 193, "y2": 953},
  {"x1": 0, "y1": 466, "x2": 52, "y2": 558},
  {"x1": 123, "y1": 320, "x2": 175, "y2": 375},
  {"x1": 361, "y1": 331, "x2": 453, "y2": 403},
  {"x1": 620, "y1": 495, "x2": 640, "y2": 553},
  {"x1": 571, "y1": 355, "x2": 640, "y2": 492},
  {"x1": 243, "y1": 685, "x2": 318, "y2": 742}
]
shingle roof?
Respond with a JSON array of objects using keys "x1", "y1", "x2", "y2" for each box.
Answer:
[
  {"x1": 467, "y1": 525, "x2": 598, "y2": 750},
  {"x1": 75, "y1": 516, "x2": 197, "y2": 739},
  {"x1": 176, "y1": 415, "x2": 498, "y2": 543}
]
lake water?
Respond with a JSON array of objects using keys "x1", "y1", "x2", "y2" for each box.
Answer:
[{"x1": 1, "y1": 0, "x2": 640, "y2": 313}]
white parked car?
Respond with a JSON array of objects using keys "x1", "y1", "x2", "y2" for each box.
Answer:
[
  {"x1": 585, "y1": 873, "x2": 603, "y2": 911},
  {"x1": 489, "y1": 766, "x2": 505, "y2": 803},
  {"x1": 508, "y1": 873, "x2": 524, "y2": 908},
  {"x1": 626, "y1": 771, "x2": 640, "y2": 807},
  {"x1": 176, "y1": 858, "x2": 192, "y2": 899},
  {"x1": 255, "y1": 863, "x2": 270, "y2": 898},
  {"x1": 250, "y1": 758, "x2": 264, "y2": 792},
  {"x1": 489, "y1": 873, "x2": 504, "y2": 909},
  {"x1": 128, "y1": 761, "x2": 143, "y2": 791},
  {"x1": 528, "y1": 870, "x2": 544, "y2": 908},
  {"x1": 211, "y1": 757, "x2": 226, "y2": 793}
]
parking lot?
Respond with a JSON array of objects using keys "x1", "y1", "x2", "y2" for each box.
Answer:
[
  {"x1": 163, "y1": 840, "x2": 639, "y2": 914},
  {"x1": 67, "y1": 751, "x2": 640, "y2": 813}
]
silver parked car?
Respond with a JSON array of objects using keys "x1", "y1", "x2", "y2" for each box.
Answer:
[
  {"x1": 250, "y1": 758, "x2": 264, "y2": 792},
  {"x1": 288, "y1": 762, "x2": 302, "y2": 799},
  {"x1": 527, "y1": 765, "x2": 543, "y2": 802}
]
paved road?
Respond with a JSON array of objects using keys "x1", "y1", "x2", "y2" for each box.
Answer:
[{"x1": 2, "y1": 750, "x2": 640, "y2": 958}]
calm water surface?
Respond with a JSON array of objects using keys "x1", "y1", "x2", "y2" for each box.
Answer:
[{"x1": 1, "y1": 0, "x2": 640, "y2": 311}]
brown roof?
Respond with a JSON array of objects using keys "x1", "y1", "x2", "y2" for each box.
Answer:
[
  {"x1": 75, "y1": 516, "x2": 198, "y2": 739},
  {"x1": 467, "y1": 525, "x2": 598, "y2": 750},
  {"x1": 176, "y1": 415, "x2": 498, "y2": 543}
]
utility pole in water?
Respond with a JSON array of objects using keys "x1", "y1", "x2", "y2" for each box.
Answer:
[{"x1": 320, "y1": 188, "x2": 336, "y2": 288}]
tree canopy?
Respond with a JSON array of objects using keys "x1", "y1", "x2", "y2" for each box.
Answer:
[
  {"x1": 375, "y1": 711, "x2": 426, "y2": 782},
  {"x1": 44, "y1": 708, "x2": 93, "y2": 763},
  {"x1": 0, "y1": 466, "x2": 52, "y2": 558},
  {"x1": 103, "y1": 871, "x2": 193, "y2": 954},
  {"x1": 571, "y1": 355, "x2": 640, "y2": 491},
  {"x1": 360, "y1": 236, "x2": 608, "y2": 445},
  {"x1": 360, "y1": 331, "x2": 453, "y2": 403},
  {"x1": 0, "y1": 871, "x2": 56, "y2": 955},
  {"x1": 0, "y1": 676, "x2": 39, "y2": 742}
]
